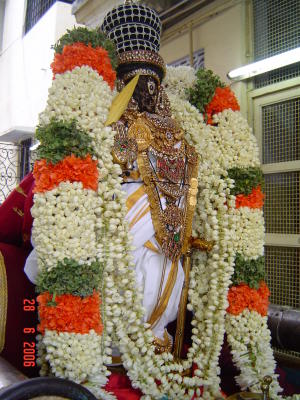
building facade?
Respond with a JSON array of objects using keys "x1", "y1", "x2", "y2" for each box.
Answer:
[{"x1": 0, "y1": 0, "x2": 77, "y2": 200}]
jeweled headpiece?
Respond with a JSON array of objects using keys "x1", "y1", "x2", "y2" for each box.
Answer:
[{"x1": 101, "y1": 1, "x2": 166, "y2": 82}]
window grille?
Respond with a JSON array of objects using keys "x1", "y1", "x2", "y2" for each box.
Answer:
[
  {"x1": 170, "y1": 48, "x2": 204, "y2": 70},
  {"x1": 19, "y1": 138, "x2": 32, "y2": 180},
  {"x1": 0, "y1": 140, "x2": 33, "y2": 204},
  {"x1": 264, "y1": 172, "x2": 300, "y2": 235},
  {"x1": 25, "y1": 0, "x2": 75, "y2": 34},
  {"x1": 0, "y1": 143, "x2": 21, "y2": 204},
  {"x1": 265, "y1": 246, "x2": 300, "y2": 309},
  {"x1": 262, "y1": 98, "x2": 300, "y2": 164},
  {"x1": 252, "y1": 0, "x2": 300, "y2": 87}
]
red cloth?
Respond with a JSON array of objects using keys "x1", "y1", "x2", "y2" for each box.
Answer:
[
  {"x1": 0, "y1": 173, "x2": 34, "y2": 249},
  {"x1": 0, "y1": 243, "x2": 39, "y2": 377},
  {"x1": 105, "y1": 373, "x2": 142, "y2": 399},
  {"x1": 0, "y1": 173, "x2": 38, "y2": 377}
]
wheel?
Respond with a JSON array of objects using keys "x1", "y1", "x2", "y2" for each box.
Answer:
[{"x1": 0, "y1": 377, "x2": 98, "y2": 400}]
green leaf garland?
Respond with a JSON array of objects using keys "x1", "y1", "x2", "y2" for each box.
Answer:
[
  {"x1": 36, "y1": 119, "x2": 95, "y2": 164},
  {"x1": 227, "y1": 167, "x2": 264, "y2": 196},
  {"x1": 36, "y1": 258, "x2": 104, "y2": 297},
  {"x1": 188, "y1": 69, "x2": 225, "y2": 115},
  {"x1": 52, "y1": 26, "x2": 118, "y2": 70},
  {"x1": 232, "y1": 253, "x2": 265, "y2": 289}
]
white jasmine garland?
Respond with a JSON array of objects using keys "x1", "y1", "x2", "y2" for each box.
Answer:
[
  {"x1": 42, "y1": 329, "x2": 115, "y2": 397},
  {"x1": 233, "y1": 207, "x2": 265, "y2": 259},
  {"x1": 39, "y1": 66, "x2": 113, "y2": 139},
  {"x1": 226, "y1": 310, "x2": 282, "y2": 398},
  {"x1": 31, "y1": 182, "x2": 98, "y2": 270},
  {"x1": 33, "y1": 66, "x2": 114, "y2": 392},
  {"x1": 36, "y1": 333, "x2": 49, "y2": 377},
  {"x1": 164, "y1": 66, "x2": 197, "y2": 100},
  {"x1": 165, "y1": 81, "x2": 236, "y2": 397},
  {"x1": 212, "y1": 109, "x2": 260, "y2": 170}
]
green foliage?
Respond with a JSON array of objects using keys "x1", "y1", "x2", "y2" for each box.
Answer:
[
  {"x1": 227, "y1": 167, "x2": 264, "y2": 196},
  {"x1": 36, "y1": 258, "x2": 104, "y2": 297},
  {"x1": 232, "y1": 253, "x2": 265, "y2": 289},
  {"x1": 36, "y1": 119, "x2": 94, "y2": 164},
  {"x1": 188, "y1": 68, "x2": 225, "y2": 114},
  {"x1": 52, "y1": 26, "x2": 118, "y2": 70}
]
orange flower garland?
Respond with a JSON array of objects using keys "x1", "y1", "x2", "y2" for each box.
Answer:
[
  {"x1": 51, "y1": 42, "x2": 116, "y2": 89},
  {"x1": 33, "y1": 154, "x2": 98, "y2": 193},
  {"x1": 205, "y1": 86, "x2": 240, "y2": 124},
  {"x1": 37, "y1": 291, "x2": 103, "y2": 335},
  {"x1": 235, "y1": 185, "x2": 265, "y2": 209},
  {"x1": 227, "y1": 281, "x2": 270, "y2": 316}
]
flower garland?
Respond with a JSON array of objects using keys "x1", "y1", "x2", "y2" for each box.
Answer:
[
  {"x1": 231, "y1": 253, "x2": 265, "y2": 289},
  {"x1": 37, "y1": 291, "x2": 103, "y2": 335},
  {"x1": 33, "y1": 155, "x2": 99, "y2": 193},
  {"x1": 51, "y1": 42, "x2": 116, "y2": 89},
  {"x1": 235, "y1": 186, "x2": 265, "y2": 209},
  {"x1": 33, "y1": 29, "x2": 118, "y2": 399},
  {"x1": 226, "y1": 310, "x2": 282, "y2": 397},
  {"x1": 31, "y1": 29, "x2": 285, "y2": 399},
  {"x1": 163, "y1": 66, "x2": 197, "y2": 100},
  {"x1": 227, "y1": 282, "x2": 269, "y2": 316},
  {"x1": 53, "y1": 26, "x2": 118, "y2": 69},
  {"x1": 205, "y1": 86, "x2": 240, "y2": 124},
  {"x1": 166, "y1": 86, "x2": 236, "y2": 397},
  {"x1": 166, "y1": 66, "x2": 282, "y2": 398},
  {"x1": 32, "y1": 183, "x2": 99, "y2": 270}
]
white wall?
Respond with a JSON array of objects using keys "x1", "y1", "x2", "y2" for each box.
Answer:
[
  {"x1": 0, "y1": 1, "x2": 77, "y2": 141},
  {"x1": 160, "y1": 2, "x2": 250, "y2": 116},
  {"x1": 0, "y1": 0, "x2": 6, "y2": 51}
]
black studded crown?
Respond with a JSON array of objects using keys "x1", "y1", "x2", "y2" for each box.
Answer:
[
  {"x1": 101, "y1": 2, "x2": 165, "y2": 82},
  {"x1": 101, "y1": 2, "x2": 162, "y2": 54}
]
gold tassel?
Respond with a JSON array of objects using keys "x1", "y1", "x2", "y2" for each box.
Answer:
[{"x1": 105, "y1": 74, "x2": 140, "y2": 126}]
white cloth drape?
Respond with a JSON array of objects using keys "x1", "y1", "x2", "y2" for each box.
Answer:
[{"x1": 123, "y1": 180, "x2": 184, "y2": 340}]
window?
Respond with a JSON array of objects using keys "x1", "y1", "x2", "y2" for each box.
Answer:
[
  {"x1": 25, "y1": 0, "x2": 75, "y2": 34},
  {"x1": 170, "y1": 48, "x2": 204, "y2": 70},
  {"x1": 251, "y1": 0, "x2": 300, "y2": 359},
  {"x1": 253, "y1": 0, "x2": 300, "y2": 88}
]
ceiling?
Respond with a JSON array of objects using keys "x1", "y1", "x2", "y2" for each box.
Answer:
[{"x1": 143, "y1": 0, "x2": 216, "y2": 30}]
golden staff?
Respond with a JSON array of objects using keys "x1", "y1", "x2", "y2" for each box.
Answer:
[{"x1": 173, "y1": 237, "x2": 214, "y2": 359}]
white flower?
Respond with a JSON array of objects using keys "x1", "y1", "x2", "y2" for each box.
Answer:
[
  {"x1": 164, "y1": 65, "x2": 197, "y2": 100},
  {"x1": 32, "y1": 182, "x2": 99, "y2": 270},
  {"x1": 226, "y1": 310, "x2": 282, "y2": 397},
  {"x1": 43, "y1": 330, "x2": 110, "y2": 385},
  {"x1": 233, "y1": 207, "x2": 265, "y2": 259}
]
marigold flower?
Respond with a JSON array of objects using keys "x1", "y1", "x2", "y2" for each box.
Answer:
[
  {"x1": 51, "y1": 42, "x2": 116, "y2": 89},
  {"x1": 205, "y1": 86, "x2": 240, "y2": 124},
  {"x1": 235, "y1": 185, "x2": 265, "y2": 209},
  {"x1": 33, "y1": 154, "x2": 98, "y2": 193},
  {"x1": 37, "y1": 291, "x2": 103, "y2": 335},
  {"x1": 227, "y1": 281, "x2": 270, "y2": 316}
]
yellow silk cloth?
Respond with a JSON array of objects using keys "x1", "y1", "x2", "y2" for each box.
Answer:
[{"x1": 124, "y1": 179, "x2": 184, "y2": 340}]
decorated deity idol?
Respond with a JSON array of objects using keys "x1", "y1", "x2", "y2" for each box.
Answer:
[
  {"x1": 0, "y1": 1, "x2": 288, "y2": 399},
  {"x1": 101, "y1": 4, "x2": 201, "y2": 352}
]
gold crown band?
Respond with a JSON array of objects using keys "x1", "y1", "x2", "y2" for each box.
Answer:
[
  {"x1": 122, "y1": 68, "x2": 161, "y2": 84},
  {"x1": 118, "y1": 50, "x2": 166, "y2": 76}
]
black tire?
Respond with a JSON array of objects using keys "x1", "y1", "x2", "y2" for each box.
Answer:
[{"x1": 0, "y1": 377, "x2": 98, "y2": 400}]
